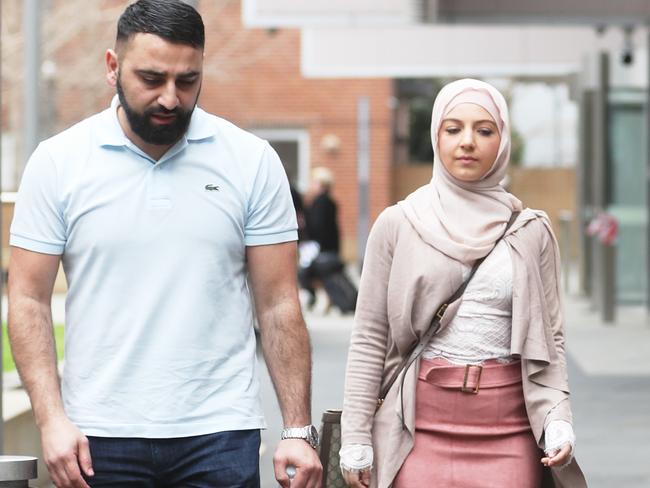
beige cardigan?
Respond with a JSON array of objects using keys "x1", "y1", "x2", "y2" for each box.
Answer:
[{"x1": 341, "y1": 205, "x2": 587, "y2": 488}]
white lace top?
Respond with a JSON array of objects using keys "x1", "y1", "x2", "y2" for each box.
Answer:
[
  {"x1": 423, "y1": 240, "x2": 513, "y2": 363},
  {"x1": 340, "y1": 240, "x2": 576, "y2": 473}
]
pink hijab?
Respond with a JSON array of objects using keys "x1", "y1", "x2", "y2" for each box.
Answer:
[{"x1": 398, "y1": 78, "x2": 523, "y2": 263}]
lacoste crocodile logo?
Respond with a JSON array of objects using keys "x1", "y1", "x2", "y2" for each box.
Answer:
[{"x1": 205, "y1": 184, "x2": 220, "y2": 191}]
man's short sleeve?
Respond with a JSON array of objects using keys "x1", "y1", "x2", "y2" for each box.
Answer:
[
  {"x1": 10, "y1": 143, "x2": 66, "y2": 255},
  {"x1": 244, "y1": 143, "x2": 298, "y2": 246}
]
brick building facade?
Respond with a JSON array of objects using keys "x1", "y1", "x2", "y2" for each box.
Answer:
[{"x1": 2, "y1": 0, "x2": 395, "y2": 260}]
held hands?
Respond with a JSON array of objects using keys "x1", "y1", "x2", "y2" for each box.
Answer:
[
  {"x1": 273, "y1": 439, "x2": 322, "y2": 488},
  {"x1": 40, "y1": 414, "x2": 93, "y2": 488}
]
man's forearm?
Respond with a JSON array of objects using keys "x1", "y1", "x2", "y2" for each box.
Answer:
[
  {"x1": 8, "y1": 295, "x2": 66, "y2": 427},
  {"x1": 258, "y1": 301, "x2": 312, "y2": 427}
]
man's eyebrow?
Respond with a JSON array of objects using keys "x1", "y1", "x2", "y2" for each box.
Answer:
[
  {"x1": 177, "y1": 71, "x2": 201, "y2": 78},
  {"x1": 135, "y1": 69, "x2": 164, "y2": 77},
  {"x1": 134, "y1": 69, "x2": 201, "y2": 78}
]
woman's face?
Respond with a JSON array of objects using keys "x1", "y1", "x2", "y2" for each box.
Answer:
[{"x1": 437, "y1": 103, "x2": 501, "y2": 182}]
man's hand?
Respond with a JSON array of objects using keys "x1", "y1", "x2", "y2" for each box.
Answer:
[
  {"x1": 273, "y1": 439, "x2": 322, "y2": 488},
  {"x1": 40, "y1": 415, "x2": 93, "y2": 488},
  {"x1": 8, "y1": 247, "x2": 90, "y2": 487},
  {"x1": 248, "y1": 242, "x2": 321, "y2": 486}
]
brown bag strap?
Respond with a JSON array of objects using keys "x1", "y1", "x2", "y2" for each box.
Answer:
[{"x1": 376, "y1": 211, "x2": 520, "y2": 409}]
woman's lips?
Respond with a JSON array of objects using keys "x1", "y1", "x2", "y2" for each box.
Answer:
[{"x1": 457, "y1": 156, "x2": 477, "y2": 163}]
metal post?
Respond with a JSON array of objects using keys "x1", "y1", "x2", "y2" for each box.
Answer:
[
  {"x1": 594, "y1": 50, "x2": 617, "y2": 322},
  {"x1": 590, "y1": 51, "x2": 610, "y2": 313},
  {"x1": 0, "y1": 0, "x2": 4, "y2": 453},
  {"x1": 602, "y1": 243, "x2": 616, "y2": 323},
  {"x1": 558, "y1": 210, "x2": 573, "y2": 294},
  {"x1": 553, "y1": 83, "x2": 562, "y2": 165},
  {"x1": 357, "y1": 97, "x2": 370, "y2": 268},
  {"x1": 577, "y1": 89, "x2": 594, "y2": 296},
  {"x1": 23, "y1": 0, "x2": 41, "y2": 166},
  {"x1": 647, "y1": 27, "x2": 650, "y2": 314},
  {"x1": 4, "y1": 0, "x2": 41, "y2": 456}
]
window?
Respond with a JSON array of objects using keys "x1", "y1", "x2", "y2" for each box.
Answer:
[{"x1": 250, "y1": 129, "x2": 310, "y2": 192}]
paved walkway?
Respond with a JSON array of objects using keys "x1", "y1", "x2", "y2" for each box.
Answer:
[
  {"x1": 4, "y1": 288, "x2": 650, "y2": 487},
  {"x1": 560, "y1": 292, "x2": 650, "y2": 487},
  {"x1": 564, "y1": 293, "x2": 650, "y2": 375},
  {"x1": 281, "y1": 288, "x2": 650, "y2": 488}
]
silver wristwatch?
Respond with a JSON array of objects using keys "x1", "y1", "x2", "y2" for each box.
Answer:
[{"x1": 281, "y1": 424, "x2": 319, "y2": 449}]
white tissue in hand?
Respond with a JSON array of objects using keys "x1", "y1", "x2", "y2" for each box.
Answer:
[
  {"x1": 544, "y1": 420, "x2": 576, "y2": 454},
  {"x1": 339, "y1": 444, "x2": 373, "y2": 472}
]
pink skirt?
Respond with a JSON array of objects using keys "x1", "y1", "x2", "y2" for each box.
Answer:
[{"x1": 392, "y1": 358, "x2": 543, "y2": 488}]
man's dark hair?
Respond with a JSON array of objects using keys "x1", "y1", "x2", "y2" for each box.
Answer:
[{"x1": 117, "y1": 0, "x2": 204, "y2": 49}]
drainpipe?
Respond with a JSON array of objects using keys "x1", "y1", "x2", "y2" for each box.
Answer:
[{"x1": 357, "y1": 97, "x2": 370, "y2": 269}]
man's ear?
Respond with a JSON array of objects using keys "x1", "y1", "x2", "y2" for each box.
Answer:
[{"x1": 105, "y1": 49, "x2": 119, "y2": 87}]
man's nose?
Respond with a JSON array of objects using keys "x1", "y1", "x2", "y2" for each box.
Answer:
[{"x1": 158, "y1": 81, "x2": 179, "y2": 111}]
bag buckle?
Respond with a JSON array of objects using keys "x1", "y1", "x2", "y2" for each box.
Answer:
[
  {"x1": 461, "y1": 364, "x2": 482, "y2": 394},
  {"x1": 435, "y1": 303, "x2": 448, "y2": 321}
]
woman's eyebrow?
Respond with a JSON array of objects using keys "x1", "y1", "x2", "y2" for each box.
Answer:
[{"x1": 441, "y1": 118, "x2": 497, "y2": 126}]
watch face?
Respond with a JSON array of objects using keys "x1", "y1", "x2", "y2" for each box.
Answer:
[{"x1": 309, "y1": 425, "x2": 319, "y2": 447}]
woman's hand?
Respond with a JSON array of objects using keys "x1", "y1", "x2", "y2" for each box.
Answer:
[
  {"x1": 342, "y1": 468, "x2": 371, "y2": 488},
  {"x1": 541, "y1": 419, "x2": 575, "y2": 468},
  {"x1": 541, "y1": 442, "x2": 572, "y2": 468},
  {"x1": 339, "y1": 444, "x2": 373, "y2": 487}
]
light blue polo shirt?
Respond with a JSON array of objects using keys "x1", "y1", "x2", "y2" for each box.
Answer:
[{"x1": 10, "y1": 97, "x2": 298, "y2": 437}]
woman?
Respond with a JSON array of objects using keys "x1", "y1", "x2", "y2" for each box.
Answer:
[{"x1": 339, "y1": 79, "x2": 587, "y2": 488}]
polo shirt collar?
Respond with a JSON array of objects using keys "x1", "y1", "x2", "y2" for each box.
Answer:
[{"x1": 97, "y1": 95, "x2": 216, "y2": 148}]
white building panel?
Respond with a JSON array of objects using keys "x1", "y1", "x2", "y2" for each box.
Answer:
[
  {"x1": 302, "y1": 25, "x2": 649, "y2": 79},
  {"x1": 242, "y1": 0, "x2": 417, "y2": 27}
]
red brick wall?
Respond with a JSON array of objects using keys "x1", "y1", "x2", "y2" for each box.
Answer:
[
  {"x1": 198, "y1": 1, "x2": 393, "y2": 259},
  {"x1": 45, "y1": 0, "x2": 394, "y2": 260}
]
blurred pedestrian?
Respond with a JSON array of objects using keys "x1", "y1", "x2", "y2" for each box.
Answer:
[
  {"x1": 290, "y1": 184, "x2": 308, "y2": 242},
  {"x1": 298, "y1": 167, "x2": 350, "y2": 311},
  {"x1": 7, "y1": 1, "x2": 321, "y2": 487},
  {"x1": 305, "y1": 167, "x2": 340, "y2": 256},
  {"x1": 340, "y1": 79, "x2": 587, "y2": 488}
]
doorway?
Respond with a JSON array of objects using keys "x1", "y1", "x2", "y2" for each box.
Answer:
[{"x1": 250, "y1": 129, "x2": 310, "y2": 193}]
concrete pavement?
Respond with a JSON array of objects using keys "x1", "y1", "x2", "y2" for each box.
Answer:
[
  {"x1": 562, "y1": 294, "x2": 650, "y2": 487},
  {"x1": 4, "y1": 288, "x2": 650, "y2": 487},
  {"x1": 257, "y1": 289, "x2": 650, "y2": 487}
]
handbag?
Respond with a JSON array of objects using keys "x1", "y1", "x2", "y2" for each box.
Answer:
[{"x1": 317, "y1": 212, "x2": 520, "y2": 488}]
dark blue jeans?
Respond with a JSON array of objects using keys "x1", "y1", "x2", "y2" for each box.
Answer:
[{"x1": 84, "y1": 430, "x2": 260, "y2": 487}]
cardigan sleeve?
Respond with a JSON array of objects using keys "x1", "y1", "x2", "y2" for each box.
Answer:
[
  {"x1": 538, "y1": 220, "x2": 573, "y2": 426},
  {"x1": 341, "y1": 208, "x2": 397, "y2": 446}
]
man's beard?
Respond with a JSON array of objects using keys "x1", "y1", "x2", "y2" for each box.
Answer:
[{"x1": 116, "y1": 77, "x2": 196, "y2": 146}]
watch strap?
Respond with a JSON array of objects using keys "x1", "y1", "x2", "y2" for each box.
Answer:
[
  {"x1": 281, "y1": 427, "x2": 309, "y2": 439},
  {"x1": 281, "y1": 424, "x2": 319, "y2": 449}
]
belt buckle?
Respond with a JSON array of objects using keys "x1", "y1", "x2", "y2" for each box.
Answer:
[{"x1": 461, "y1": 364, "x2": 482, "y2": 394}]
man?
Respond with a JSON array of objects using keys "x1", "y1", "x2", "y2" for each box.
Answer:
[
  {"x1": 298, "y1": 167, "x2": 341, "y2": 307},
  {"x1": 8, "y1": 1, "x2": 321, "y2": 487},
  {"x1": 304, "y1": 167, "x2": 340, "y2": 256}
]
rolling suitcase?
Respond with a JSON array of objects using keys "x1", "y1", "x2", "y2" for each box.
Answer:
[
  {"x1": 320, "y1": 270, "x2": 357, "y2": 314},
  {"x1": 312, "y1": 252, "x2": 358, "y2": 314}
]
